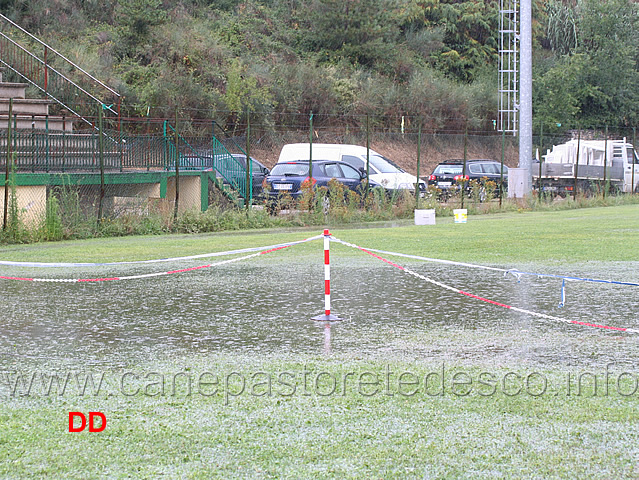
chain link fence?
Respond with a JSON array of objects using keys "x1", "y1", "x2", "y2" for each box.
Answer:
[{"x1": 1, "y1": 112, "x2": 637, "y2": 242}]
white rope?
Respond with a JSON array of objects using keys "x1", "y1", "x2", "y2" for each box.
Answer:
[{"x1": 0, "y1": 235, "x2": 323, "y2": 268}]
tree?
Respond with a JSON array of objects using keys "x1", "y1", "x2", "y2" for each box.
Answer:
[
  {"x1": 420, "y1": 0, "x2": 499, "y2": 82},
  {"x1": 545, "y1": 0, "x2": 577, "y2": 55},
  {"x1": 533, "y1": 54, "x2": 588, "y2": 130},
  {"x1": 535, "y1": 0, "x2": 639, "y2": 127},
  {"x1": 115, "y1": 0, "x2": 167, "y2": 55},
  {"x1": 222, "y1": 58, "x2": 273, "y2": 129},
  {"x1": 300, "y1": 0, "x2": 402, "y2": 69}
]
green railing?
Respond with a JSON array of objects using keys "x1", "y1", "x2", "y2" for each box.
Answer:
[
  {"x1": 0, "y1": 124, "x2": 253, "y2": 201},
  {"x1": 0, "y1": 127, "x2": 170, "y2": 173},
  {"x1": 163, "y1": 122, "x2": 251, "y2": 201}
]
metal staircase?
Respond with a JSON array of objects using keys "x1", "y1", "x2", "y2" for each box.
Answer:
[
  {"x1": 0, "y1": 68, "x2": 71, "y2": 131},
  {"x1": 0, "y1": 13, "x2": 120, "y2": 128}
]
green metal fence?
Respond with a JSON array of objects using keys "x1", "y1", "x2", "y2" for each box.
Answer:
[
  {"x1": 0, "y1": 125, "x2": 250, "y2": 198},
  {"x1": 163, "y1": 122, "x2": 252, "y2": 201}
]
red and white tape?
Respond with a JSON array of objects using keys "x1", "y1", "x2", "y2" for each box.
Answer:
[
  {"x1": 0, "y1": 236, "x2": 321, "y2": 283},
  {"x1": 331, "y1": 236, "x2": 639, "y2": 335},
  {"x1": 0, "y1": 237, "x2": 323, "y2": 268},
  {"x1": 2, "y1": 229, "x2": 636, "y2": 334}
]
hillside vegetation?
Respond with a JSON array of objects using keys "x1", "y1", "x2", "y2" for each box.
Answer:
[{"x1": 2, "y1": 0, "x2": 639, "y2": 134}]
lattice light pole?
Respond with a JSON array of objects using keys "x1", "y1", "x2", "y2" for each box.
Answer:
[
  {"x1": 519, "y1": 0, "x2": 533, "y2": 191},
  {"x1": 499, "y1": 0, "x2": 533, "y2": 194},
  {"x1": 498, "y1": 0, "x2": 519, "y2": 135}
]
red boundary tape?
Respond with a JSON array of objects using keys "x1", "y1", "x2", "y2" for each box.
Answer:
[{"x1": 332, "y1": 236, "x2": 636, "y2": 335}]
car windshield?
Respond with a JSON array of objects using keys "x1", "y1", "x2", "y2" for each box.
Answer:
[
  {"x1": 433, "y1": 165, "x2": 463, "y2": 175},
  {"x1": 369, "y1": 154, "x2": 404, "y2": 173},
  {"x1": 270, "y1": 163, "x2": 309, "y2": 176}
]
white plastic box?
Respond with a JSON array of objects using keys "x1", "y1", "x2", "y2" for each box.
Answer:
[{"x1": 414, "y1": 209, "x2": 436, "y2": 225}]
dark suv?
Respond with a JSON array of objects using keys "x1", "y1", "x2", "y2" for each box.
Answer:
[{"x1": 428, "y1": 159, "x2": 508, "y2": 199}]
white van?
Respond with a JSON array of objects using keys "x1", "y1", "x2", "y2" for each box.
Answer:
[{"x1": 277, "y1": 143, "x2": 426, "y2": 193}]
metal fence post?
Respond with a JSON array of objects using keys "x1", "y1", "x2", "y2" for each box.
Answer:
[
  {"x1": 633, "y1": 127, "x2": 636, "y2": 195},
  {"x1": 3, "y1": 98, "x2": 12, "y2": 230},
  {"x1": 97, "y1": 104, "x2": 105, "y2": 224},
  {"x1": 173, "y1": 109, "x2": 179, "y2": 220},
  {"x1": 45, "y1": 114, "x2": 49, "y2": 172},
  {"x1": 146, "y1": 114, "x2": 151, "y2": 171},
  {"x1": 31, "y1": 115, "x2": 35, "y2": 173},
  {"x1": 308, "y1": 112, "x2": 313, "y2": 181},
  {"x1": 245, "y1": 111, "x2": 251, "y2": 211},
  {"x1": 62, "y1": 115, "x2": 66, "y2": 172},
  {"x1": 573, "y1": 129, "x2": 580, "y2": 201},
  {"x1": 118, "y1": 97, "x2": 123, "y2": 172},
  {"x1": 538, "y1": 122, "x2": 543, "y2": 197},
  {"x1": 163, "y1": 119, "x2": 168, "y2": 170},
  {"x1": 500, "y1": 128, "x2": 505, "y2": 208},
  {"x1": 461, "y1": 124, "x2": 468, "y2": 209},
  {"x1": 12, "y1": 109, "x2": 16, "y2": 168},
  {"x1": 603, "y1": 126, "x2": 608, "y2": 198},
  {"x1": 366, "y1": 114, "x2": 370, "y2": 202},
  {"x1": 416, "y1": 120, "x2": 421, "y2": 210}
]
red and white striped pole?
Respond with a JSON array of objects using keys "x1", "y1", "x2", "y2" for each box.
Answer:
[{"x1": 312, "y1": 229, "x2": 341, "y2": 321}]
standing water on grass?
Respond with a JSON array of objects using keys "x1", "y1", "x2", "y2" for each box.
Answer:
[{"x1": 0, "y1": 253, "x2": 637, "y2": 369}]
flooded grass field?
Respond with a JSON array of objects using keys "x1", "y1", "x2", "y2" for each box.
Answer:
[
  {"x1": 1, "y1": 249, "x2": 637, "y2": 369},
  {"x1": 1, "y1": 207, "x2": 639, "y2": 479}
]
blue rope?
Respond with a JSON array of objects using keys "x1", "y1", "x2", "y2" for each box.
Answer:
[{"x1": 508, "y1": 270, "x2": 639, "y2": 288}]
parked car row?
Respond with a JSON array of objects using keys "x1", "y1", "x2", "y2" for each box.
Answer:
[
  {"x1": 183, "y1": 144, "x2": 509, "y2": 202},
  {"x1": 428, "y1": 159, "x2": 509, "y2": 200},
  {"x1": 264, "y1": 160, "x2": 380, "y2": 202},
  {"x1": 277, "y1": 143, "x2": 426, "y2": 194}
]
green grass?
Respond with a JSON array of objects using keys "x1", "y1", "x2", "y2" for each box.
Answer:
[
  {"x1": 1, "y1": 205, "x2": 638, "y2": 479},
  {"x1": 1, "y1": 356, "x2": 637, "y2": 479},
  {"x1": 0, "y1": 204, "x2": 637, "y2": 264}
]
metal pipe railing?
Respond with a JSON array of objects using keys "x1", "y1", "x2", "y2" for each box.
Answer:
[{"x1": 0, "y1": 13, "x2": 120, "y2": 122}]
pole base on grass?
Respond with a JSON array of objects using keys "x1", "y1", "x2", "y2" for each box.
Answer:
[{"x1": 311, "y1": 313, "x2": 342, "y2": 322}]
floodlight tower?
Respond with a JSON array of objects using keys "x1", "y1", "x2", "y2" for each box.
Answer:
[
  {"x1": 499, "y1": 0, "x2": 533, "y2": 194},
  {"x1": 519, "y1": 0, "x2": 533, "y2": 191},
  {"x1": 498, "y1": 0, "x2": 518, "y2": 135}
]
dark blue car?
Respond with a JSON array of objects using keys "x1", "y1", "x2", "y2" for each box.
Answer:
[{"x1": 264, "y1": 160, "x2": 373, "y2": 202}]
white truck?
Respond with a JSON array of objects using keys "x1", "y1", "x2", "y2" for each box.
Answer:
[{"x1": 534, "y1": 138, "x2": 639, "y2": 195}]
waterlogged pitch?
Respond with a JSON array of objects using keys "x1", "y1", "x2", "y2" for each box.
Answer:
[{"x1": 1, "y1": 206, "x2": 638, "y2": 479}]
